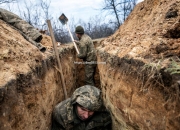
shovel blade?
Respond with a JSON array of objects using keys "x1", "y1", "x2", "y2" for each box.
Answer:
[{"x1": 59, "y1": 13, "x2": 68, "y2": 25}]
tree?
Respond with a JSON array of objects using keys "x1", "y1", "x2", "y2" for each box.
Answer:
[
  {"x1": 40, "y1": 0, "x2": 52, "y2": 30},
  {"x1": 22, "y1": 1, "x2": 33, "y2": 25},
  {"x1": 40, "y1": 0, "x2": 51, "y2": 20},
  {"x1": 16, "y1": 0, "x2": 50, "y2": 29},
  {"x1": 102, "y1": 0, "x2": 137, "y2": 27},
  {"x1": 0, "y1": 0, "x2": 16, "y2": 4},
  {"x1": 84, "y1": 15, "x2": 116, "y2": 39},
  {"x1": 1, "y1": 0, "x2": 117, "y2": 43}
]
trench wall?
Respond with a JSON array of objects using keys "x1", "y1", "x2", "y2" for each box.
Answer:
[
  {"x1": 97, "y1": 49, "x2": 180, "y2": 130},
  {"x1": 0, "y1": 41, "x2": 101, "y2": 130},
  {"x1": 1, "y1": 39, "x2": 179, "y2": 130},
  {"x1": 0, "y1": 46, "x2": 76, "y2": 130}
]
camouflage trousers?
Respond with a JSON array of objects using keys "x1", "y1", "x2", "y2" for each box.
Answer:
[
  {"x1": 0, "y1": 8, "x2": 45, "y2": 51},
  {"x1": 85, "y1": 63, "x2": 96, "y2": 86}
]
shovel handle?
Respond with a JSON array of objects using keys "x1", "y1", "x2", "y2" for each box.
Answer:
[
  {"x1": 47, "y1": 20, "x2": 68, "y2": 99},
  {"x1": 66, "y1": 24, "x2": 80, "y2": 54}
]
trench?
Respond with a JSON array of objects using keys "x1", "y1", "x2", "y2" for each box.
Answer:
[
  {"x1": 1, "y1": 37, "x2": 180, "y2": 130},
  {"x1": 0, "y1": 36, "x2": 180, "y2": 130},
  {"x1": 0, "y1": 40, "x2": 102, "y2": 130},
  {"x1": 1, "y1": 0, "x2": 180, "y2": 129}
]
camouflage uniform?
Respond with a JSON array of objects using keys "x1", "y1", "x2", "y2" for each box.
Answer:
[
  {"x1": 0, "y1": 8, "x2": 46, "y2": 52},
  {"x1": 77, "y1": 34, "x2": 97, "y2": 86},
  {"x1": 51, "y1": 85, "x2": 112, "y2": 130}
]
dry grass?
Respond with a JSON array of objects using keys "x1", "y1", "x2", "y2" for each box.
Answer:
[{"x1": 165, "y1": 58, "x2": 180, "y2": 75}]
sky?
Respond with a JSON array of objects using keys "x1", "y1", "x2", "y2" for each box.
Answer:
[
  {"x1": 50, "y1": 0, "x2": 108, "y2": 22},
  {"x1": 49, "y1": 0, "x2": 144, "y2": 23},
  {"x1": 0, "y1": 0, "x2": 144, "y2": 23},
  {"x1": 0, "y1": 0, "x2": 143, "y2": 28}
]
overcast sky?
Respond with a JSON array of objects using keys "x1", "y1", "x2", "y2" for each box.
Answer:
[
  {"x1": 50, "y1": 0, "x2": 144, "y2": 22},
  {"x1": 0, "y1": 0, "x2": 144, "y2": 23}
]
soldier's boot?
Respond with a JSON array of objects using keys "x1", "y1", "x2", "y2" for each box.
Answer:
[{"x1": 85, "y1": 64, "x2": 96, "y2": 86}]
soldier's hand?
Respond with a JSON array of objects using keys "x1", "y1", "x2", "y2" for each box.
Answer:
[{"x1": 74, "y1": 40, "x2": 80, "y2": 45}]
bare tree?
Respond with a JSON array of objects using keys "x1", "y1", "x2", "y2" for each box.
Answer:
[
  {"x1": 39, "y1": 0, "x2": 52, "y2": 30},
  {"x1": 102, "y1": 0, "x2": 137, "y2": 27},
  {"x1": 1, "y1": 0, "x2": 116, "y2": 43},
  {"x1": 22, "y1": 1, "x2": 33, "y2": 25},
  {"x1": 16, "y1": 0, "x2": 47, "y2": 29},
  {"x1": 83, "y1": 15, "x2": 115, "y2": 39},
  {"x1": 40, "y1": 0, "x2": 51, "y2": 20},
  {"x1": 102, "y1": 0, "x2": 121, "y2": 27},
  {"x1": 120, "y1": 0, "x2": 137, "y2": 21},
  {"x1": 0, "y1": 0, "x2": 16, "y2": 4},
  {"x1": 53, "y1": 14, "x2": 116, "y2": 43}
]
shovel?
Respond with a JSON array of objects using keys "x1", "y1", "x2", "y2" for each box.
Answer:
[
  {"x1": 59, "y1": 13, "x2": 79, "y2": 54},
  {"x1": 47, "y1": 20, "x2": 68, "y2": 99}
]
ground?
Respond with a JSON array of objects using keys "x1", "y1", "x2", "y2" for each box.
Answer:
[
  {"x1": 0, "y1": 0, "x2": 180, "y2": 129},
  {"x1": 97, "y1": 0, "x2": 180, "y2": 129}
]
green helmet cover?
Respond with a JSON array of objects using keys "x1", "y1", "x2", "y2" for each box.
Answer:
[
  {"x1": 75, "y1": 26, "x2": 84, "y2": 34},
  {"x1": 71, "y1": 85, "x2": 102, "y2": 111}
]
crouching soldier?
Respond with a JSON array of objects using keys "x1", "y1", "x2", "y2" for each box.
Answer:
[{"x1": 51, "y1": 85, "x2": 112, "y2": 130}]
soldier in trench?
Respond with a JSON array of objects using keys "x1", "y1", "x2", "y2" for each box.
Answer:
[
  {"x1": 0, "y1": 8, "x2": 46, "y2": 52},
  {"x1": 74, "y1": 26, "x2": 97, "y2": 86},
  {"x1": 51, "y1": 85, "x2": 112, "y2": 130}
]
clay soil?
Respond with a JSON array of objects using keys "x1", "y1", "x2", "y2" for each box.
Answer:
[
  {"x1": 0, "y1": 0, "x2": 180, "y2": 129},
  {"x1": 97, "y1": 0, "x2": 180, "y2": 129},
  {"x1": 0, "y1": 17, "x2": 100, "y2": 129}
]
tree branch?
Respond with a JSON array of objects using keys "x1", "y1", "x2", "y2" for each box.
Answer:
[{"x1": 0, "y1": 0, "x2": 16, "y2": 4}]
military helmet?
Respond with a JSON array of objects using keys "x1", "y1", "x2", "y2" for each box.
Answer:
[
  {"x1": 71, "y1": 85, "x2": 102, "y2": 111},
  {"x1": 75, "y1": 26, "x2": 84, "y2": 34}
]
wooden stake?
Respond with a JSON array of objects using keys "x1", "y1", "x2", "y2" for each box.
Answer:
[{"x1": 47, "y1": 20, "x2": 68, "y2": 99}]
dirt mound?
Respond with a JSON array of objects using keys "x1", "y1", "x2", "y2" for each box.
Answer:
[
  {"x1": 1, "y1": 0, "x2": 180, "y2": 129},
  {"x1": 41, "y1": 34, "x2": 53, "y2": 48},
  {"x1": 0, "y1": 18, "x2": 78, "y2": 130},
  {"x1": 97, "y1": 0, "x2": 180, "y2": 129},
  {"x1": 0, "y1": 19, "x2": 65, "y2": 87},
  {"x1": 100, "y1": 0, "x2": 180, "y2": 63},
  {"x1": 0, "y1": 19, "x2": 46, "y2": 87}
]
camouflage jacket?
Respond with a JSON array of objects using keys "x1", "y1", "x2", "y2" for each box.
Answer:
[
  {"x1": 51, "y1": 98, "x2": 112, "y2": 130},
  {"x1": 77, "y1": 34, "x2": 97, "y2": 62},
  {"x1": 0, "y1": 8, "x2": 45, "y2": 52}
]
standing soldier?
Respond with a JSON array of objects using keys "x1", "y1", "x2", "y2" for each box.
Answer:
[
  {"x1": 74, "y1": 26, "x2": 97, "y2": 86},
  {"x1": 51, "y1": 85, "x2": 112, "y2": 130}
]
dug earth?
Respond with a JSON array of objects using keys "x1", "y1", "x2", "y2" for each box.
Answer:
[{"x1": 0, "y1": 0, "x2": 180, "y2": 130}]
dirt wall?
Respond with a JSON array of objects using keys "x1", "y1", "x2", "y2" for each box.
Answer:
[
  {"x1": 0, "y1": 46, "x2": 78, "y2": 130},
  {"x1": 1, "y1": 0, "x2": 180, "y2": 129},
  {"x1": 0, "y1": 17, "x2": 101, "y2": 129},
  {"x1": 96, "y1": 0, "x2": 180, "y2": 129},
  {"x1": 97, "y1": 51, "x2": 180, "y2": 129}
]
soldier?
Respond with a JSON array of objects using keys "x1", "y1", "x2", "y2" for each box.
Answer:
[
  {"x1": 0, "y1": 8, "x2": 46, "y2": 52},
  {"x1": 51, "y1": 85, "x2": 112, "y2": 130},
  {"x1": 74, "y1": 26, "x2": 97, "y2": 86}
]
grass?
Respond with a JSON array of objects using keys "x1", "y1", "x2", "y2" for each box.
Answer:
[{"x1": 165, "y1": 59, "x2": 180, "y2": 75}]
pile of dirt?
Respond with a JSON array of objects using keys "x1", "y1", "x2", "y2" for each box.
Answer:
[
  {"x1": 0, "y1": 18, "x2": 78, "y2": 130},
  {"x1": 0, "y1": 0, "x2": 180, "y2": 129},
  {"x1": 0, "y1": 19, "x2": 66, "y2": 87},
  {"x1": 100, "y1": 0, "x2": 180, "y2": 64},
  {"x1": 96, "y1": 0, "x2": 180, "y2": 129},
  {"x1": 41, "y1": 34, "x2": 53, "y2": 48},
  {"x1": 0, "y1": 19, "x2": 45, "y2": 87}
]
